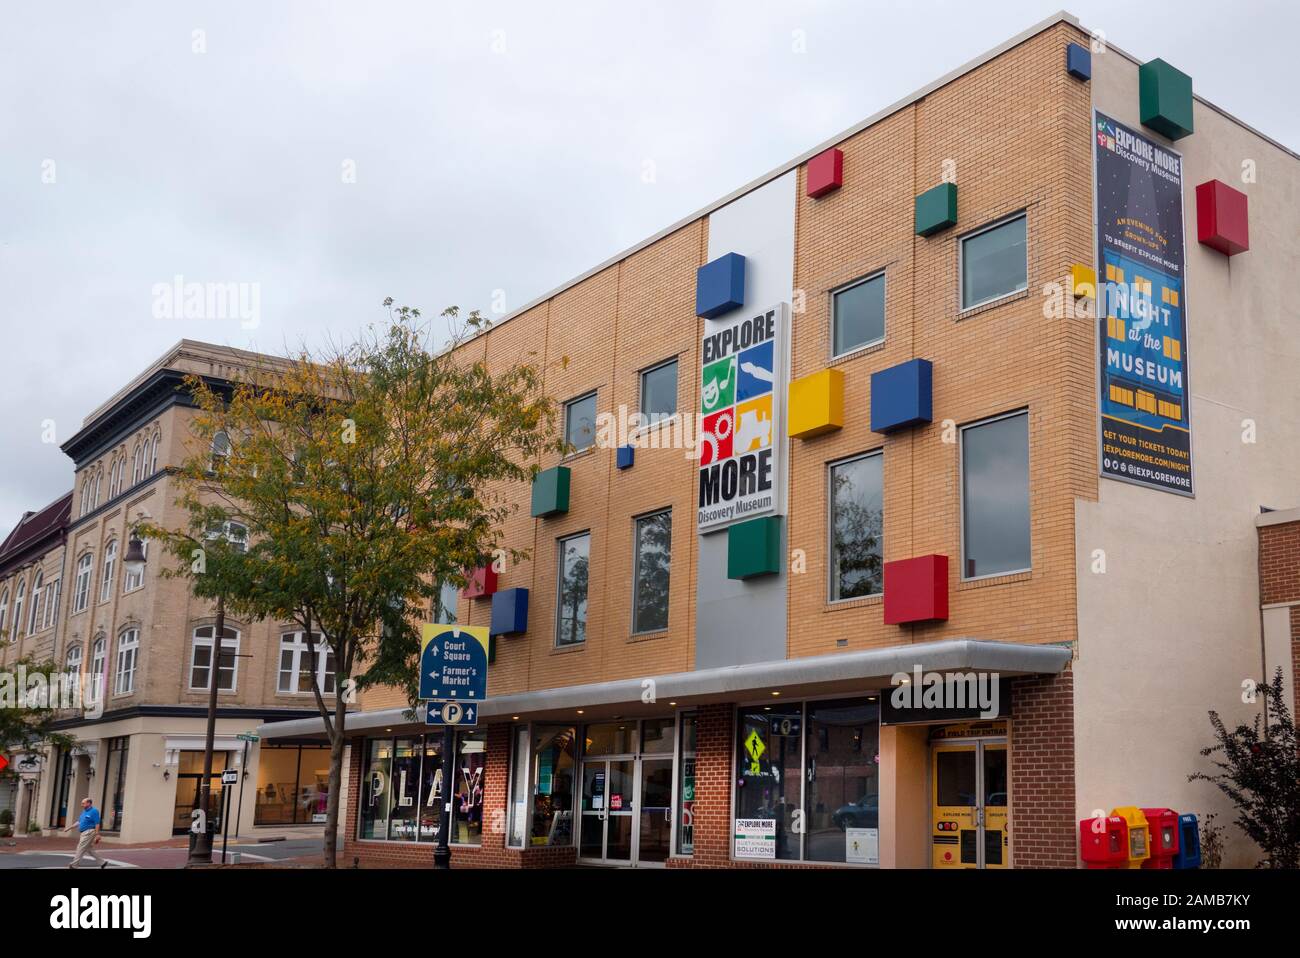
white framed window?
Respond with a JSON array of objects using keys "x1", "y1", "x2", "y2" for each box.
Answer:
[
  {"x1": 114, "y1": 628, "x2": 138, "y2": 695},
  {"x1": 639, "y1": 359, "x2": 678, "y2": 426},
  {"x1": 91, "y1": 469, "x2": 101, "y2": 510},
  {"x1": 40, "y1": 578, "x2": 60, "y2": 631},
  {"x1": 140, "y1": 437, "x2": 152, "y2": 480},
  {"x1": 960, "y1": 409, "x2": 1031, "y2": 580},
  {"x1": 79, "y1": 480, "x2": 91, "y2": 517},
  {"x1": 831, "y1": 271, "x2": 886, "y2": 357},
  {"x1": 190, "y1": 625, "x2": 240, "y2": 692},
  {"x1": 150, "y1": 431, "x2": 160, "y2": 474},
  {"x1": 65, "y1": 643, "x2": 82, "y2": 676},
  {"x1": 210, "y1": 431, "x2": 231, "y2": 472},
  {"x1": 205, "y1": 520, "x2": 248, "y2": 553},
  {"x1": 28, "y1": 571, "x2": 44, "y2": 633},
  {"x1": 562, "y1": 393, "x2": 597, "y2": 453},
  {"x1": 124, "y1": 539, "x2": 147, "y2": 592},
  {"x1": 107, "y1": 458, "x2": 118, "y2": 498},
  {"x1": 132, "y1": 442, "x2": 142, "y2": 485},
  {"x1": 278, "y1": 632, "x2": 336, "y2": 695},
  {"x1": 88, "y1": 637, "x2": 107, "y2": 705},
  {"x1": 960, "y1": 212, "x2": 1028, "y2": 310},
  {"x1": 0, "y1": 587, "x2": 8, "y2": 638},
  {"x1": 100, "y1": 541, "x2": 117, "y2": 602},
  {"x1": 72, "y1": 554, "x2": 93, "y2": 613},
  {"x1": 11, "y1": 580, "x2": 25, "y2": 638}
]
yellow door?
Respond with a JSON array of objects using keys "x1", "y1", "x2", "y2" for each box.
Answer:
[
  {"x1": 932, "y1": 745, "x2": 979, "y2": 868},
  {"x1": 982, "y1": 744, "x2": 1008, "y2": 869}
]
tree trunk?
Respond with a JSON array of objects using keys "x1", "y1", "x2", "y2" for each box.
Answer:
[{"x1": 322, "y1": 702, "x2": 346, "y2": 868}]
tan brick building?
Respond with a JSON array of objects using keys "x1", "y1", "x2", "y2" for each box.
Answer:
[{"x1": 256, "y1": 11, "x2": 1299, "y2": 870}]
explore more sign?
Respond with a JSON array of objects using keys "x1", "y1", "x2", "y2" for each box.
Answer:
[{"x1": 697, "y1": 302, "x2": 788, "y2": 531}]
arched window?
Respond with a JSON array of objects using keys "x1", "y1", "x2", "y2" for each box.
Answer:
[
  {"x1": 79, "y1": 480, "x2": 90, "y2": 516},
  {"x1": 12, "y1": 579, "x2": 25, "y2": 638},
  {"x1": 210, "y1": 431, "x2": 231, "y2": 472},
  {"x1": 114, "y1": 628, "x2": 139, "y2": 695},
  {"x1": 42, "y1": 577, "x2": 60, "y2": 630},
  {"x1": 190, "y1": 625, "x2": 241, "y2": 691},
  {"x1": 140, "y1": 438, "x2": 151, "y2": 479},
  {"x1": 0, "y1": 587, "x2": 8, "y2": 637},
  {"x1": 151, "y1": 431, "x2": 161, "y2": 474},
  {"x1": 88, "y1": 637, "x2": 107, "y2": 705},
  {"x1": 101, "y1": 540, "x2": 118, "y2": 602},
  {"x1": 29, "y1": 571, "x2": 44, "y2": 633},
  {"x1": 72, "y1": 554, "x2": 93, "y2": 614},
  {"x1": 124, "y1": 539, "x2": 148, "y2": 592},
  {"x1": 66, "y1": 643, "x2": 82, "y2": 676},
  {"x1": 90, "y1": 468, "x2": 101, "y2": 511},
  {"x1": 132, "y1": 442, "x2": 142, "y2": 485}
]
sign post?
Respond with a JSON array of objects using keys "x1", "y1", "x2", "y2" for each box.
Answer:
[
  {"x1": 220, "y1": 768, "x2": 238, "y2": 864},
  {"x1": 419, "y1": 625, "x2": 490, "y2": 869}
]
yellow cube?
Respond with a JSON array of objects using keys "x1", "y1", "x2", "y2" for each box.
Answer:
[
  {"x1": 1070, "y1": 263, "x2": 1096, "y2": 298},
  {"x1": 788, "y1": 368, "x2": 845, "y2": 439}
]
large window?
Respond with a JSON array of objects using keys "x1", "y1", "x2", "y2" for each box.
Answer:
[
  {"x1": 734, "y1": 697, "x2": 880, "y2": 865},
  {"x1": 278, "y1": 631, "x2": 336, "y2": 694},
  {"x1": 190, "y1": 625, "x2": 240, "y2": 691},
  {"x1": 101, "y1": 737, "x2": 129, "y2": 832},
  {"x1": 960, "y1": 213, "x2": 1027, "y2": 310},
  {"x1": 29, "y1": 572, "x2": 44, "y2": 633},
  {"x1": 556, "y1": 532, "x2": 590, "y2": 647},
  {"x1": 255, "y1": 744, "x2": 332, "y2": 825},
  {"x1": 677, "y1": 712, "x2": 697, "y2": 856},
  {"x1": 0, "y1": 588, "x2": 8, "y2": 638},
  {"x1": 829, "y1": 452, "x2": 884, "y2": 601},
  {"x1": 433, "y1": 581, "x2": 458, "y2": 625},
  {"x1": 65, "y1": 643, "x2": 82, "y2": 677},
  {"x1": 123, "y1": 539, "x2": 147, "y2": 592},
  {"x1": 632, "y1": 510, "x2": 671, "y2": 634},
  {"x1": 40, "y1": 578, "x2": 60, "y2": 631},
  {"x1": 639, "y1": 359, "x2": 678, "y2": 425},
  {"x1": 114, "y1": 628, "x2": 139, "y2": 695},
  {"x1": 357, "y1": 730, "x2": 486, "y2": 844},
  {"x1": 832, "y1": 271, "x2": 886, "y2": 356},
  {"x1": 88, "y1": 637, "x2": 106, "y2": 706},
  {"x1": 11, "y1": 580, "x2": 24, "y2": 638},
  {"x1": 100, "y1": 540, "x2": 117, "y2": 602},
  {"x1": 563, "y1": 392, "x2": 597, "y2": 453},
  {"x1": 72, "y1": 554, "x2": 92, "y2": 614},
  {"x1": 507, "y1": 724, "x2": 576, "y2": 848},
  {"x1": 961, "y1": 410, "x2": 1031, "y2": 579}
]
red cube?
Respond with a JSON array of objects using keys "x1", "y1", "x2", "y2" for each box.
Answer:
[
  {"x1": 1196, "y1": 180, "x2": 1249, "y2": 256},
  {"x1": 882, "y1": 554, "x2": 948, "y2": 624},
  {"x1": 461, "y1": 565, "x2": 498, "y2": 599},
  {"x1": 806, "y1": 147, "x2": 843, "y2": 198}
]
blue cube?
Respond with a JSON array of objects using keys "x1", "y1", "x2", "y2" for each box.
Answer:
[
  {"x1": 616, "y1": 445, "x2": 634, "y2": 470},
  {"x1": 490, "y1": 587, "x2": 529, "y2": 636},
  {"x1": 1066, "y1": 42, "x2": 1091, "y2": 81},
  {"x1": 695, "y1": 252, "x2": 746, "y2": 319},
  {"x1": 870, "y1": 359, "x2": 933, "y2": 433}
]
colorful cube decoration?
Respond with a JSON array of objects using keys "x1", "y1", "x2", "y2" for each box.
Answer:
[
  {"x1": 914, "y1": 182, "x2": 957, "y2": 236},
  {"x1": 490, "y1": 587, "x2": 529, "y2": 636},
  {"x1": 1139, "y1": 58, "x2": 1193, "y2": 141},
  {"x1": 1070, "y1": 263, "x2": 1096, "y2": 298},
  {"x1": 695, "y1": 252, "x2": 746, "y2": 319},
  {"x1": 616, "y1": 445, "x2": 635, "y2": 470},
  {"x1": 727, "y1": 516, "x2": 781, "y2": 580},
  {"x1": 870, "y1": 359, "x2": 932, "y2": 433},
  {"x1": 788, "y1": 368, "x2": 844, "y2": 439},
  {"x1": 461, "y1": 565, "x2": 498, "y2": 599},
  {"x1": 882, "y1": 554, "x2": 949, "y2": 625},
  {"x1": 1066, "y1": 42, "x2": 1091, "y2": 81},
  {"x1": 1195, "y1": 180, "x2": 1249, "y2": 256},
  {"x1": 806, "y1": 147, "x2": 844, "y2": 198},
  {"x1": 530, "y1": 465, "x2": 570, "y2": 517}
]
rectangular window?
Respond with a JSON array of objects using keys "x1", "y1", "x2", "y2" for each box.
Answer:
[
  {"x1": 832, "y1": 272, "x2": 886, "y2": 356},
  {"x1": 632, "y1": 510, "x2": 671, "y2": 633},
  {"x1": 677, "y1": 712, "x2": 697, "y2": 856},
  {"x1": 564, "y1": 391, "x2": 597, "y2": 453},
  {"x1": 804, "y1": 698, "x2": 880, "y2": 863},
  {"x1": 41, "y1": 579, "x2": 60, "y2": 630},
  {"x1": 506, "y1": 724, "x2": 576, "y2": 848},
  {"x1": 278, "y1": 632, "x2": 336, "y2": 694},
  {"x1": 735, "y1": 704, "x2": 802, "y2": 861},
  {"x1": 190, "y1": 626, "x2": 239, "y2": 691},
  {"x1": 359, "y1": 739, "x2": 393, "y2": 839},
  {"x1": 556, "y1": 532, "x2": 590, "y2": 647},
  {"x1": 434, "y1": 581, "x2": 458, "y2": 625},
  {"x1": 960, "y1": 213, "x2": 1027, "y2": 310},
  {"x1": 961, "y1": 410, "x2": 1031, "y2": 579},
  {"x1": 255, "y1": 744, "x2": 331, "y2": 825},
  {"x1": 639, "y1": 359, "x2": 678, "y2": 425},
  {"x1": 114, "y1": 630, "x2": 138, "y2": 695},
  {"x1": 507, "y1": 726, "x2": 529, "y2": 847},
  {"x1": 829, "y1": 452, "x2": 884, "y2": 601},
  {"x1": 72, "y1": 556, "x2": 92, "y2": 613},
  {"x1": 355, "y1": 733, "x2": 485, "y2": 844},
  {"x1": 100, "y1": 737, "x2": 129, "y2": 832}
]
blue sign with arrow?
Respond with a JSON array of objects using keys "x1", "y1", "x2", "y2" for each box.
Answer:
[
  {"x1": 425, "y1": 701, "x2": 479, "y2": 727},
  {"x1": 419, "y1": 624, "x2": 490, "y2": 702}
]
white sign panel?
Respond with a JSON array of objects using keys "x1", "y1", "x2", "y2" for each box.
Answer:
[
  {"x1": 734, "y1": 818, "x2": 777, "y2": 860},
  {"x1": 846, "y1": 827, "x2": 879, "y2": 865},
  {"x1": 698, "y1": 303, "x2": 788, "y2": 531}
]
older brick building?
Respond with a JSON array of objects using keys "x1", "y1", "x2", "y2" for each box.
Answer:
[{"x1": 241, "y1": 10, "x2": 1291, "y2": 869}]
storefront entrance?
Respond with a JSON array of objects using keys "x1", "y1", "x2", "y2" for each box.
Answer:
[
  {"x1": 930, "y1": 725, "x2": 1008, "y2": 869},
  {"x1": 577, "y1": 719, "x2": 675, "y2": 867},
  {"x1": 171, "y1": 750, "x2": 229, "y2": 835}
]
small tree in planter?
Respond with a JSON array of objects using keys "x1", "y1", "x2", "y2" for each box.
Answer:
[{"x1": 1189, "y1": 667, "x2": 1300, "y2": 868}]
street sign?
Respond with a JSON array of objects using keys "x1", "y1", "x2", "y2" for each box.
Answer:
[
  {"x1": 221, "y1": 769, "x2": 239, "y2": 785},
  {"x1": 419, "y1": 624, "x2": 490, "y2": 702},
  {"x1": 236, "y1": 732, "x2": 260, "y2": 743},
  {"x1": 424, "y1": 701, "x2": 479, "y2": 727}
]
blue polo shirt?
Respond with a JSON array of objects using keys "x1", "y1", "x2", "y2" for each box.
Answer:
[{"x1": 77, "y1": 807, "x2": 101, "y2": 832}]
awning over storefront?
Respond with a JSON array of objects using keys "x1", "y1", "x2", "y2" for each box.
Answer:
[{"x1": 257, "y1": 638, "x2": 1071, "y2": 740}]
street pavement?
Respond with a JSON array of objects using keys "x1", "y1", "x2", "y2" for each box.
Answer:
[{"x1": 0, "y1": 836, "x2": 333, "y2": 869}]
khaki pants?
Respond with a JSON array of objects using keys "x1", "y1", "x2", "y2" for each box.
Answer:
[{"x1": 70, "y1": 830, "x2": 105, "y2": 867}]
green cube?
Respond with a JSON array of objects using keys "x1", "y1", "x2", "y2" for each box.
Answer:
[
  {"x1": 530, "y1": 465, "x2": 570, "y2": 517},
  {"x1": 1139, "y1": 59, "x2": 1193, "y2": 141},
  {"x1": 914, "y1": 182, "x2": 958, "y2": 236},
  {"x1": 727, "y1": 516, "x2": 782, "y2": 580}
]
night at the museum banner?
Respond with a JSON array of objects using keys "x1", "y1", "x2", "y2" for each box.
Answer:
[{"x1": 1094, "y1": 111, "x2": 1193, "y2": 496}]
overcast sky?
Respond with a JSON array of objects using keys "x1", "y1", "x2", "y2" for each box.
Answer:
[{"x1": 1, "y1": 0, "x2": 1294, "y2": 531}]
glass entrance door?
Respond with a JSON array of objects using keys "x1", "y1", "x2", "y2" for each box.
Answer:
[
  {"x1": 577, "y1": 718, "x2": 677, "y2": 866},
  {"x1": 637, "y1": 758, "x2": 673, "y2": 865},
  {"x1": 579, "y1": 758, "x2": 634, "y2": 863},
  {"x1": 931, "y1": 739, "x2": 1007, "y2": 869}
]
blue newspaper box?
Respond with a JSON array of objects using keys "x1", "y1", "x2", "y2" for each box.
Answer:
[{"x1": 1171, "y1": 814, "x2": 1201, "y2": 869}]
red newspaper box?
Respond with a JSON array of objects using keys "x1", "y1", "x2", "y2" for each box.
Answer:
[
  {"x1": 1140, "y1": 807, "x2": 1180, "y2": 869},
  {"x1": 1079, "y1": 814, "x2": 1129, "y2": 869}
]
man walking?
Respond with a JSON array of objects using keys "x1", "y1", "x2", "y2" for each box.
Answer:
[{"x1": 64, "y1": 796, "x2": 109, "y2": 869}]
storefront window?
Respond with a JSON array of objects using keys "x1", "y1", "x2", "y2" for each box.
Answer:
[
  {"x1": 388, "y1": 738, "x2": 422, "y2": 841},
  {"x1": 528, "y1": 725, "x2": 575, "y2": 846},
  {"x1": 507, "y1": 726, "x2": 529, "y2": 847},
  {"x1": 255, "y1": 744, "x2": 331, "y2": 825},
  {"x1": 735, "y1": 705, "x2": 801, "y2": 861},
  {"x1": 584, "y1": 721, "x2": 633, "y2": 756},
  {"x1": 677, "y1": 713, "x2": 696, "y2": 856},
  {"x1": 451, "y1": 729, "x2": 486, "y2": 844},
  {"x1": 101, "y1": 737, "x2": 129, "y2": 832},
  {"x1": 805, "y1": 698, "x2": 880, "y2": 864},
  {"x1": 359, "y1": 739, "x2": 392, "y2": 839},
  {"x1": 357, "y1": 733, "x2": 483, "y2": 845}
]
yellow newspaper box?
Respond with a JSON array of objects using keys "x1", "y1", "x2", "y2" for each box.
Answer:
[{"x1": 1110, "y1": 806, "x2": 1151, "y2": 868}]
